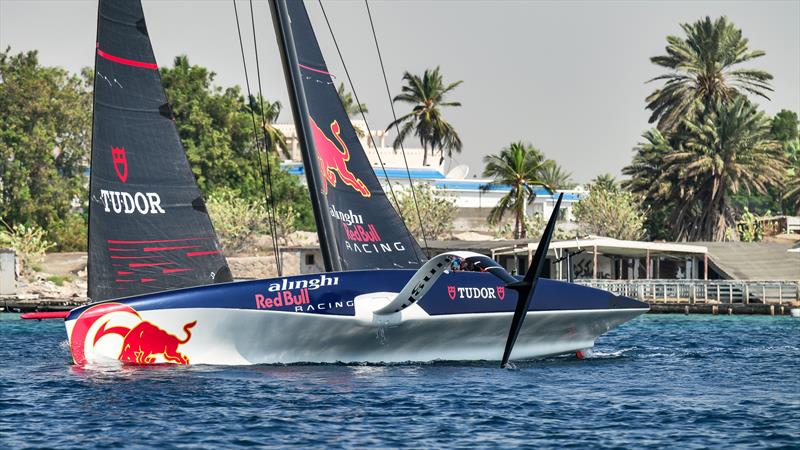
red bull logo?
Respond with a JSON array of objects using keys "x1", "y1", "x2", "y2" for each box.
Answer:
[
  {"x1": 310, "y1": 116, "x2": 371, "y2": 197},
  {"x1": 255, "y1": 288, "x2": 310, "y2": 309},
  {"x1": 69, "y1": 303, "x2": 196, "y2": 365}
]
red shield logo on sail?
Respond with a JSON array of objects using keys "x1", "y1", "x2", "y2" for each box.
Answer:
[
  {"x1": 447, "y1": 285, "x2": 456, "y2": 300},
  {"x1": 497, "y1": 286, "x2": 505, "y2": 300},
  {"x1": 309, "y1": 116, "x2": 371, "y2": 198},
  {"x1": 111, "y1": 147, "x2": 128, "y2": 183}
]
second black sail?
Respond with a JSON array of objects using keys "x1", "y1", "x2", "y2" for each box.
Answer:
[{"x1": 270, "y1": 0, "x2": 424, "y2": 272}]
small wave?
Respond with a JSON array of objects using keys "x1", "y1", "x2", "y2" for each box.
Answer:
[{"x1": 586, "y1": 347, "x2": 638, "y2": 359}]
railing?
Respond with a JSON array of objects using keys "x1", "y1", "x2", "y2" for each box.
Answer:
[{"x1": 575, "y1": 279, "x2": 800, "y2": 304}]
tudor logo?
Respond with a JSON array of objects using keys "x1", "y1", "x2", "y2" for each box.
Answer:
[
  {"x1": 112, "y1": 147, "x2": 128, "y2": 183},
  {"x1": 102, "y1": 145, "x2": 164, "y2": 215},
  {"x1": 447, "y1": 286, "x2": 505, "y2": 300}
]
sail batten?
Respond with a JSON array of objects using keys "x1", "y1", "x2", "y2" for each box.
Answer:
[
  {"x1": 270, "y1": 0, "x2": 424, "y2": 272},
  {"x1": 88, "y1": 0, "x2": 231, "y2": 301}
]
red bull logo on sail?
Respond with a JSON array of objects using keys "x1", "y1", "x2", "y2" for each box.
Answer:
[{"x1": 310, "y1": 116, "x2": 371, "y2": 197}]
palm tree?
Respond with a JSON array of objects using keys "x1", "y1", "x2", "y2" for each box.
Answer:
[
  {"x1": 538, "y1": 161, "x2": 575, "y2": 189},
  {"x1": 646, "y1": 16, "x2": 773, "y2": 133},
  {"x1": 482, "y1": 142, "x2": 551, "y2": 239},
  {"x1": 661, "y1": 97, "x2": 785, "y2": 240},
  {"x1": 387, "y1": 67, "x2": 462, "y2": 166},
  {"x1": 248, "y1": 96, "x2": 289, "y2": 159},
  {"x1": 623, "y1": 129, "x2": 674, "y2": 198},
  {"x1": 622, "y1": 129, "x2": 677, "y2": 239},
  {"x1": 337, "y1": 82, "x2": 368, "y2": 117},
  {"x1": 782, "y1": 140, "x2": 800, "y2": 214},
  {"x1": 337, "y1": 83, "x2": 368, "y2": 138},
  {"x1": 590, "y1": 173, "x2": 618, "y2": 192}
]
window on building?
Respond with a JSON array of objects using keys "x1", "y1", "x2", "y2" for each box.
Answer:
[{"x1": 305, "y1": 254, "x2": 315, "y2": 266}]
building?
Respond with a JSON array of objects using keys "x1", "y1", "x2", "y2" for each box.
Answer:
[
  {"x1": 276, "y1": 121, "x2": 585, "y2": 233},
  {"x1": 490, "y1": 237, "x2": 709, "y2": 280},
  {"x1": 486, "y1": 237, "x2": 800, "y2": 281}
]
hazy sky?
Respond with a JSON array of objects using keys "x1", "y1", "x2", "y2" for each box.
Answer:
[{"x1": 2, "y1": 0, "x2": 798, "y2": 182}]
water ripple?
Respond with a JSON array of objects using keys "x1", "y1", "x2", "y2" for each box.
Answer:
[{"x1": 1, "y1": 314, "x2": 798, "y2": 448}]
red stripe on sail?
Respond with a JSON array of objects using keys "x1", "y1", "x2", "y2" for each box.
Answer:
[
  {"x1": 143, "y1": 245, "x2": 201, "y2": 252},
  {"x1": 186, "y1": 250, "x2": 222, "y2": 257},
  {"x1": 163, "y1": 268, "x2": 192, "y2": 274},
  {"x1": 115, "y1": 279, "x2": 135, "y2": 283},
  {"x1": 117, "y1": 271, "x2": 134, "y2": 275},
  {"x1": 107, "y1": 237, "x2": 210, "y2": 244},
  {"x1": 141, "y1": 278, "x2": 156, "y2": 283},
  {"x1": 97, "y1": 47, "x2": 158, "y2": 69},
  {"x1": 129, "y1": 262, "x2": 175, "y2": 268},
  {"x1": 299, "y1": 63, "x2": 334, "y2": 77},
  {"x1": 110, "y1": 255, "x2": 163, "y2": 260},
  {"x1": 108, "y1": 248, "x2": 137, "y2": 252}
]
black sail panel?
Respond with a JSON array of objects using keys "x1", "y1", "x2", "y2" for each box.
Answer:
[
  {"x1": 88, "y1": 0, "x2": 231, "y2": 301},
  {"x1": 273, "y1": 0, "x2": 423, "y2": 271}
]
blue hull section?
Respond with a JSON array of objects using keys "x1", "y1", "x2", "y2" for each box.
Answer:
[{"x1": 68, "y1": 270, "x2": 647, "y2": 320}]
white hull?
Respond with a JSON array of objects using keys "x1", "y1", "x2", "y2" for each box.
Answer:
[{"x1": 68, "y1": 304, "x2": 646, "y2": 365}]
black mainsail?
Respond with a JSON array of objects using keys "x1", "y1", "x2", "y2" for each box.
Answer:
[
  {"x1": 270, "y1": 0, "x2": 424, "y2": 272},
  {"x1": 88, "y1": 0, "x2": 231, "y2": 301}
]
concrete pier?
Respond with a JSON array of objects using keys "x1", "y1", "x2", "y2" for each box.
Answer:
[
  {"x1": 648, "y1": 302, "x2": 795, "y2": 315},
  {"x1": 1, "y1": 295, "x2": 89, "y2": 313}
]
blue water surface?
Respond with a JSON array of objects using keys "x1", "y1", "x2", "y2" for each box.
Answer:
[{"x1": 1, "y1": 313, "x2": 798, "y2": 448}]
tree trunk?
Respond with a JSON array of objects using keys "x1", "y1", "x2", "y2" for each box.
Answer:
[{"x1": 517, "y1": 196, "x2": 527, "y2": 239}]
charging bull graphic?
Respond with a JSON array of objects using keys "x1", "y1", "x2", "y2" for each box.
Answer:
[
  {"x1": 69, "y1": 303, "x2": 195, "y2": 365},
  {"x1": 310, "y1": 116, "x2": 371, "y2": 197}
]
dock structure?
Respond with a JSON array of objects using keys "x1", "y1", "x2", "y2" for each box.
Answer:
[
  {"x1": 1, "y1": 295, "x2": 89, "y2": 313},
  {"x1": 576, "y1": 279, "x2": 800, "y2": 315}
]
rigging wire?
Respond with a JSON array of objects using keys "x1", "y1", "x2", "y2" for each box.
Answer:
[
  {"x1": 316, "y1": 0, "x2": 424, "y2": 264},
  {"x1": 364, "y1": 0, "x2": 430, "y2": 255},
  {"x1": 247, "y1": 0, "x2": 283, "y2": 276},
  {"x1": 232, "y1": 0, "x2": 282, "y2": 275}
]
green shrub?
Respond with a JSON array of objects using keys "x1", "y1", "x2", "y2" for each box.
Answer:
[
  {"x1": 573, "y1": 188, "x2": 647, "y2": 240},
  {"x1": 206, "y1": 189, "x2": 270, "y2": 253},
  {"x1": 391, "y1": 183, "x2": 456, "y2": 241},
  {"x1": 46, "y1": 275, "x2": 72, "y2": 286},
  {"x1": 49, "y1": 213, "x2": 88, "y2": 251},
  {"x1": 0, "y1": 220, "x2": 55, "y2": 275}
]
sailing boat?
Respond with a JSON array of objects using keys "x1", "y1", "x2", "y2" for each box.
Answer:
[{"x1": 25, "y1": 0, "x2": 648, "y2": 366}]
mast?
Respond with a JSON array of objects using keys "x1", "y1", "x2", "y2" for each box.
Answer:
[
  {"x1": 86, "y1": 0, "x2": 102, "y2": 299},
  {"x1": 269, "y1": 0, "x2": 339, "y2": 272}
]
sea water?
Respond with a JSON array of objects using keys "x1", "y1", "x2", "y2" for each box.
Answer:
[{"x1": 1, "y1": 313, "x2": 798, "y2": 448}]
